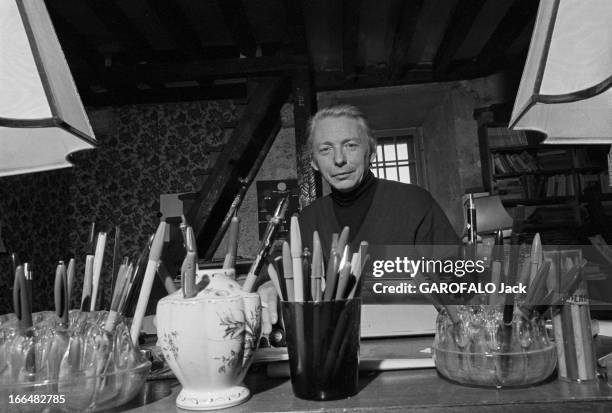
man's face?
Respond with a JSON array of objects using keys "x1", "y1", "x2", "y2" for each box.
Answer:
[{"x1": 310, "y1": 116, "x2": 373, "y2": 192}]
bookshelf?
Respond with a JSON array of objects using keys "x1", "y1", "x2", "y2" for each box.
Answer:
[{"x1": 475, "y1": 104, "x2": 611, "y2": 241}]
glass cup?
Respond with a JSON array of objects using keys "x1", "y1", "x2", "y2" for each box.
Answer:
[{"x1": 281, "y1": 298, "x2": 361, "y2": 401}]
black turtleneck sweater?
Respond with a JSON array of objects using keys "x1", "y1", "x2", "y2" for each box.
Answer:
[
  {"x1": 330, "y1": 170, "x2": 378, "y2": 236},
  {"x1": 299, "y1": 174, "x2": 459, "y2": 261}
]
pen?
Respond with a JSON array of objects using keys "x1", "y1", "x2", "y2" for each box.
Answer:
[
  {"x1": 528, "y1": 233, "x2": 542, "y2": 286},
  {"x1": 110, "y1": 225, "x2": 121, "y2": 302},
  {"x1": 81, "y1": 222, "x2": 96, "y2": 312},
  {"x1": 182, "y1": 250, "x2": 197, "y2": 298},
  {"x1": 335, "y1": 246, "x2": 351, "y2": 300},
  {"x1": 130, "y1": 220, "x2": 167, "y2": 345},
  {"x1": 324, "y1": 234, "x2": 340, "y2": 301},
  {"x1": 267, "y1": 262, "x2": 284, "y2": 301},
  {"x1": 489, "y1": 229, "x2": 504, "y2": 306},
  {"x1": 54, "y1": 261, "x2": 69, "y2": 326},
  {"x1": 348, "y1": 241, "x2": 369, "y2": 299},
  {"x1": 290, "y1": 215, "x2": 304, "y2": 301},
  {"x1": 66, "y1": 258, "x2": 75, "y2": 310},
  {"x1": 311, "y1": 231, "x2": 323, "y2": 302},
  {"x1": 282, "y1": 241, "x2": 294, "y2": 301},
  {"x1": 91, "y1": 231, "x2": 108, "y2": 311},
  {"x1": 223, "y1": 215, "x2": 240, "y2": 269}
]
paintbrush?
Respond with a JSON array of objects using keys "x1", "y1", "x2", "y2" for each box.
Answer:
[
  {"x1": 223, "y1": 215, "x2": 240, "y2": 269},
  {"x1": 242, "y1": 196, "x2": 288, "y2": 292},
  {"x1": 81, "y1": 222, "x2": 96, "y2": 312},
  {"x1": 90, "y1": 230, "x2": 108, "y2": 311},
  {"x1": 282, "y1": 241, "x2": 294, "y2": 301},
  {"x1": 130, "y1": 221, "x2": 167, "y2": 345}
]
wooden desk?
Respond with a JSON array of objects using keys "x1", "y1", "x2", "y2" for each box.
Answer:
[
  {"x1": 117, "y1": 369, "x2": 612, "y2": 413},
  {"x1": 115, "y1": 337, "x2": 612, "y2": 413}
]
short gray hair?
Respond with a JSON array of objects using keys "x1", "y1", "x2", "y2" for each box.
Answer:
[{"x1": 307, "y1": 105, "x2": 376, "y2": 155}]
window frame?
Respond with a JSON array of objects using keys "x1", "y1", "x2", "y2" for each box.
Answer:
[{"x1": 371, "y1": 127, "x2": 428, "y2": 188}]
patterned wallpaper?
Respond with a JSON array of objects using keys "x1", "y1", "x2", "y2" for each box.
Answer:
[{"x1": 0, "y1": 100, "x2": 240, "y2": 314}]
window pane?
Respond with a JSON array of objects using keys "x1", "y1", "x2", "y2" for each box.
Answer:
[
  {"x1": 376, "y1": 145, "x2": 384, "y2": 161},
  {"x1": 385, "y1": 167, "x2": 397, "y2": 181},
  {"x1": 398, "y1": 166, "x2": 411, "y2": 183},
  {"x1": 396, "y1": 142, "x2": 409, "y2": 160},
  {"x1": 383, "y1": 144, "x2": 396, "y2": 161}
]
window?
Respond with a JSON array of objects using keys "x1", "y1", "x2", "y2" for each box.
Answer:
[{"x1": 371, "y1": 129, "x2": 425, "y2": 186}]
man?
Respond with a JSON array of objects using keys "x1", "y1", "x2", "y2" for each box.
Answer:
[{"x1": 258, "y1": 104, "x2": 458, "y2": 333}]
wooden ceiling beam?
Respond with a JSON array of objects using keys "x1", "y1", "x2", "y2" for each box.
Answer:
[
  {"x1": 341, "y1": 0, "x2": 362, "y2": 80},
  {"x1": 388, "y1": 0, "x2": 425, "y2": 80},
  {"x1": 216, "y1": 0, "x2": 257, "y2": 58},
  {"x1": 432, "y1": 0, "x2": 487, "y2": 76},
  {"x1": 86, "y1": 0, "x2": 152, "y2": 61},
  {"x1": 133, "y1": 55, "x2": 299, "y2": 83},
  {"x1": 302, "y1": 0, "x2": 343, "y2": 72},
  {"x1": 282, "y1": 0, "x2": 308, "y2": 54},
  {"x1": 81, "y1": 83, "x2": 248, "y2": 107},
  {"x1": 145, "y1": 0, "x2": 206, "y2": 58},
  {"x1": 452, "y1": 0, "x2": 538, "y2": 78}
]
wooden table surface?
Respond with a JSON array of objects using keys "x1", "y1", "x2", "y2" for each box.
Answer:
[
  {"x1": 117, "y1": 368, "x2": 612, "y2": 413},
  {"x1": 115, "y1": 336, "x2": 612, "y2": 413}
]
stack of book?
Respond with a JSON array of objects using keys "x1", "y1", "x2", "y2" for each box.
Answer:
[
  {"x1": 536, "y1": 149, "x2": 569, "y2": 170},
  {"x1": 492, "y1": 151, "x2": 538, "y2": 174},
  {"x1": 488, "y1": 127, "x2": 528, "y2": 148}
]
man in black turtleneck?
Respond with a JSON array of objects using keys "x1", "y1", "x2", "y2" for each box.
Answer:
[
  {"x1": 298, "y1": 105, "x2": 458, "y2": 258},
  {"x1": 257, "y1": 105, "x2": 458, "y2": 334}
]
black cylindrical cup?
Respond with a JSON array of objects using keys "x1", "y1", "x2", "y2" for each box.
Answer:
[{"x1": 280, "y1": 298, "x2": 361, "y2": 401}]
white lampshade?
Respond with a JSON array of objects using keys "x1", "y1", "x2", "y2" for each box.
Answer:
[
  {"x1": 510, "y1": 0, "x2": 612, "y2": 144},
  {"x1": 0, "y1": 0, "x2": 95, "y2": 177}
]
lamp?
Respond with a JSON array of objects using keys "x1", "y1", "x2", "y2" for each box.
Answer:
[
  {"x1": 509, "y1": 0, "x2": 612, "y2": 143},
  {"x1": 0, "y1": 0, "x2": 95, "y2": 177}
]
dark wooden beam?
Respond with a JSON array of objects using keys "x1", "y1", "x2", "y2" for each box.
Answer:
[
  {"x1": 302, "y1": 0, "x2": 343, "y2": 72},
  {"x1": 86, "y1": 0, "x2": 152, "y2": 60},
  {"x1": 452, "y1": 0, "x2": 538, "y2": 78},
  {"x1": 342, "y1": 0, "x2": 362, "y2": 79},
  {"x1": 142, "y1": 55, "x2": 297, "y2": 81},
  {"x1": 216, "y1": 0, "x2": 257, "y2": 58},
  {"x1": 46, "y1": 4, "x2": 143, "y2": 98},
  {"x1": 389, "y1": 0, "x2": 426, "y2": 80},
  {"x1": 145, "y1": 0, "x2": 206, "y2": 58},
  {"x1": 282, "y1": 0, "x2": 308, "y2": 54},
  {"x1": 186, "y1": 77, "x2": 291, "y2": 256},
  {"x1": 81, "y1": 83, "x2": 248, "y2": 107},
  {"x1": 432, "y1": 0, "x2": 487, "y2": 76}
]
